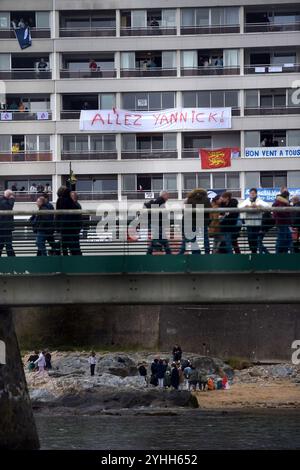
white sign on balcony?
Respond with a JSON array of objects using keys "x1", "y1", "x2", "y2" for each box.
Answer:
[
  {"x1": 80, "y1": 107, "x2": 232, "y2": 133},
  {"x1": 1, "y1": 112, "x2": 12, "y2": 121},
  {"x1": 37, "y1": 111, "x2": 49, "y2": 120},
  {"x1": 245, "y1": 147, "x2": 300, "y2": 158}
]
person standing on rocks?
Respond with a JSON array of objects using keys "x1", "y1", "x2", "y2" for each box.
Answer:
[
  {"x1": 45, "y1": 350, "x2": 52, "y2": 370},
  {"x1": 34, "y1": 351, "x2": 46, "y2": 373},
  {"x1": 138, "y1": 363, "x2": 148, "y2": 385},
  {"x1": 171, "y1": 363, "x2": 180, "y2": 390},
  {"x1": 150, "y1": 358, "x2": 159, "y2": 386},
  {"x1": 89, "y1": 351, "x2": 97, "y2": 376},
  {"x1": 157, "y1": 359, "x2": 167, "y2": 388},
  {"x1": 188, "y1": 365, "x2": 199, "y2": 391},
  {"x1": 172, "y1": 345, "x2": 182, "y2": 362}
]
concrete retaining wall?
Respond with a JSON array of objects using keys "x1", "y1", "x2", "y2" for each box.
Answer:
[{"x1": 13, "y1": 304, "x2": 300, "y2": 361}]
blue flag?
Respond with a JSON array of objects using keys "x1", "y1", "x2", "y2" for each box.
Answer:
[{"x1": 14, "y1": 27, "x2": 32, "y2": 49}]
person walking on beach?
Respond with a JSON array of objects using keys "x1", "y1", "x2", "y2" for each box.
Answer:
[{"x1": 89, "y1": 351, "x2": 96, "y2": 376}]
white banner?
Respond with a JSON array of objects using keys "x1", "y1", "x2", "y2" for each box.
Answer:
[
  {"x1": 1, "y1": 112, "x2": 12, "y2": 121},
  {"x1": 245, "y1": 147, "x2": 300, "y2": 158},
  {"x1": 37, "y1": 111, "x2": 49, "y2": 120},
  {"x1": 80, "y1": 107, "x2": 232, "y2": 133}
]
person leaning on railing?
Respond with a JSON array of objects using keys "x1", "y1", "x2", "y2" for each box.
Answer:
[
  {"x1": 291, "y1": 195, "x2": 300, "y2": 253},
  {"x1": 218, "y1": 192, "x2": 239, "y2": 254}
]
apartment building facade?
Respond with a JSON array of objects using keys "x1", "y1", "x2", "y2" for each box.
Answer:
[{"x1": 0, "y1": 0, "x2": 299, "y2": 208}]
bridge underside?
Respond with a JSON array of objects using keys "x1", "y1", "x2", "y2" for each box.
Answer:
[{"x1": 1, "y1": 255, "x2": 300, "y2": 305}]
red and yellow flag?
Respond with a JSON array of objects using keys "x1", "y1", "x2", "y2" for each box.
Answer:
[{"x1": 199, "y1": 148, "x2": 231, "y2": 169}]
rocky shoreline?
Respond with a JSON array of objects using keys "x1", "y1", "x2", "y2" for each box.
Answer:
[{"x1": 23, "y1": 351, "x2": 300, "y2": 415}]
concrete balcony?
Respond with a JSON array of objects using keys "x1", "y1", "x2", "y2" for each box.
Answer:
[
  {"x1": 59, "y1": 27, "x2": 116, "y2": 37},
  {"x1": 244, "y1": 64, "x2": 300, "y2": 75},
  {"x1": 245, "y1": 22, "x2": 300, "y2": 33},
  {"x1": 121, "y1": 26, "x2": 176, "y2": 36},
  {"x1": 60, "y1": 69, "x2": 116, "y2": 79},
  {"x1": 0, "y1": 69, "x2": 52, "y2": 80},
  {"x1": 0, "y1": 28, "x2": 51, "y2": 38},
  {"x1": 244, "y1": 107, "x2": 300, "y2": 116}
]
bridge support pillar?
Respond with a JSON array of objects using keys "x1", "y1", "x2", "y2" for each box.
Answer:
[{"x1": 0, "y1": 307, "x2": 39, "y2": 449}]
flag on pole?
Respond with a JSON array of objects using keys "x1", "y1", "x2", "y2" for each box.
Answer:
[
  {"x1": 199, "y1": 148, "x2": 231, "y2": 169},
  {"x1": 14, "y1": 27, "x2": 32, "y2": 49}
]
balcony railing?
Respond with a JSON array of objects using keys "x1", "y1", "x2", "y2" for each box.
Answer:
[
  {"x1": 9, "y1": 191, "x2": 53, "y2": 202},
  {"x1": 61, "y1": 151, "x2": 117, "y2": 161},
  {"x1": 245, "y1": 64, "x2": 300, "y2": 74},
  {"x1": 0, "y1": 28, "x2": 51, "y2": 38},
  {"x1": 181, "y1": 66, "x2": 240, "y2": 76},
  {"x1": 121, "y1": 150, "x2": 178, "y2": 159},
  {"x1": 120, "y1": 26, "x2": 176, "y2": 36},
  {"x1": 244, "y1": 106, "x2": 300, "y2": 116},
  {"x1": 76, "y1": 191, "x2": 118, "y2": 201},
  {"x1": 0, "y1": 110, "x2": 52, "y2": 121},
  {"x1": 120, "y1": 68, "x2": 177, "y2": 78},
  {"x1": 60, "y1": 69, "x2": 116, "y2": 79},
  {"x1": 60, "y1": 111, "x2": 81, "y2": 119},
  {"x1": 59, "y1": 27, "x2": 116, "y2": 37},
  {"x1": 245, "y1": 22, "x2": 300, "y2": 33},
  {"x1": 122, "y1": 191, "x2": 178, "y2": 200},
  {"x1": 180, "y1": 24, "x2": 240, "y2": 35},
  {"x1": 182, "y1": 146, "x2": 240, "y2": 159},
  {"x1": 0, "y1": 69, "x2": 51, "y2": 80},
  {"x1": 0, "y1": 152, "x2": 52, "y2": 162}
]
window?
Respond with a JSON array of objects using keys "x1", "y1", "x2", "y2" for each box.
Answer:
[
  {"x1": 212, "y1": 173, "x2": 226, "y2": 189},
  {"x1": 245, "y1": 90, "x2": 259, "y2": 108},
  {"x1": 76, "y1": 135, "x2": 88, "y2": 151},
  {"x1": 260, "y1": 172, "x2": 287, "y2": 188},
  {"x1": 122, "y1": 133, "x2": 175, "y2": 151},
  {"x1": 123, "y1": 174, "x2": 136, "y2": 191},
  {"x1": 223, "y1": 49, "x2": 239, "y2": 67},
  {"x1": 103, "y1": 135, "x2": 115, "y2": 151},
  {"x1": 0, "y1": 135, "x2": 10, "y2": 152},
  {"x1": 36, "y1": 12, "x2": 50, "y2": 28},
  {"x1": 183, "y1": 174, "x2": 197, "y2": 190},
  {"x1": 161, "y1": 9, "x2": 176, "y2": 27},
  {"x1": 0, "y1": 53, "x2": 10, "y2": 70},
  {"x1": 25, "y1": 135, "x2": 37, "y2": 152},
  {"x1": 121, "y1": 52, "x2": 135, "y2": 69},
  {"x1": 63, "y1": 135, "x2": 116, "y2": 152},
  {"x1": 39, "y1": 135, "x2": 50, "y2": 151},
  {"x1": 245, "y1": 131, "x2": 260, "y2": 147},
  {"x1": 122, "y1": 92, "x2": 175, "y2": 111},
  {"x1": 76, "y1": 180, "x2": 92, "y2": 192},
  {"x1": 227, "y1": 173, "x2": 240, "y2": 189},
  {"x1": 211, "y1": 7, "x2": 239, "y2": 25},
  {"x1": 198, "y1": 173, "x2": 211, "y2": 189},
  {"x1": 183, "y1": 90, "x2": 238, "y2": 108},
  {"x1": 0, "y1": 12, "x2": 10, "y2": 29},
  {"x1": 100, "y1": 94, "x2": 115, "y2": 109},
  {"x1": 196, "y1": 8, "x2": 209, "y2": 26},
  {"x1": 162, "y1": 51, "x2": 176, "y2": 69},
  {"x1": 183, "y1": 134, "x2": 211, "y2": 149},
  {"x1": 93, "y1": 177, "x2": 117, "y2": 192},
  {"x1": 287, "y1": 130, "x2": 300, "y2": 146},
  {"x1": 164, "y1": 174, "x2": 177, "y2": 191},
  {"x1": 131, "y1": 10, "x2": 146, "y2": 27},
  {"x1": 164, "y1": 134, "x2": 176, "y2": 150},
  {"x1": 181, "y1": 51, "x2": 198, "y2": 68},
  {"x1": 181, "y1": 9, "x2": 195, "y2": 27}
]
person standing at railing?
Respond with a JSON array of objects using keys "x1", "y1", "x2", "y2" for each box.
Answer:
[
  {"x1": 239, "y1": 188, "x2": 270, "y2": 254},
  {"x1": 30, "y1": 196, "x2": 56, "y2": 256},
  {"x1": 145, "y1": 191, "x2": 172, "y2": 255},
  {"x1": 178, "y1": 188, "x2": 211, "y2": 255},
  {"x1": 219, "y1": 192, "x2": 239, "y2": 254},
  {"x1": 272, "y1": 191, "x2": 293, "y2": 254},
  {"x1": 56, "y1": 186, "x2": 82, "y2": 256},
  {"x1": 291, "y1": 195, "x2": 300, "y2": 253},
  {"x1": 0, "y1": 189, "x2": 15, "y2": 257}
]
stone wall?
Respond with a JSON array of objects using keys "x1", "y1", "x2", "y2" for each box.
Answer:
[{"x1": 13, "y1": 304, "x2": 300, "y2": 361}]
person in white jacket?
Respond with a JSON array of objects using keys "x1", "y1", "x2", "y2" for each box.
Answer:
[
  {"x1": 239, "y1": 188, "x2": 270, "y2": 254},
  {"x1": 34, "y1": 351, "x2": 46, "y2": 373}
]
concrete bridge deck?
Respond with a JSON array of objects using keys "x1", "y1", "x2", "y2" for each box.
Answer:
[{"x1": 1, "y1": 254, "x2": 300, "y2": 305}]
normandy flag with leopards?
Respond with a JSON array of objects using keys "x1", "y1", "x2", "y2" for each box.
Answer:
[{"x1": 199, "y1": 148, "x2": 232, "y2": 169}]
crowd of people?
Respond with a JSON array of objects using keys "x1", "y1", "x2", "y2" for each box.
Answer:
[
  {"x1": 145, "y1": 187, "x2": 300, "y2": 255},
  {"x1": 0, "y1": 185, "x2": 299, "y2": 257},
  {"x1": 140, "y1": 345, "x2": 229, "y2": 392}
]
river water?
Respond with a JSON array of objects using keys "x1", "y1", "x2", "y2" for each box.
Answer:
[{"x1": 35, "y1": 409, "x2": 300, "y2": 450}]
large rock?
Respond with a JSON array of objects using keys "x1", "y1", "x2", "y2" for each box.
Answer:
[
  {"x1": 96, "y1": 354, "x2": 137, "y2": 377},
  {"x1": 45, "y1": 388, "x2": 199, "y2": 412},
  {"x1": 188, "y1": 355, "x2": 234, "y2": 379}
]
